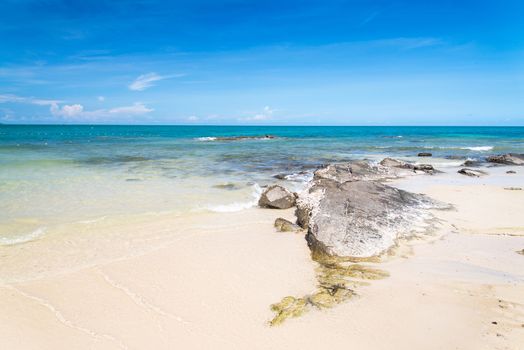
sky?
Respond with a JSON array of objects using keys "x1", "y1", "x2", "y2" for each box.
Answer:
[{"x1": 0, "y1": 0, "x2": 523, "y2": 125}]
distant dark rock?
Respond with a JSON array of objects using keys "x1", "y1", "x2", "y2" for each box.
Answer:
[
  {"x1": 258, "y1": 185, "x2": 296, "y2": 209},
  {"x1": 458, "y1": 168, "x2": 486, "y2": 177},
  {"x1": 418, "y1": 152, "x2": 432, "y2": 157},
  {"x1": 445, "y1": 155, "x2": 467, "y2": 160},
  {"x1": 504, "y1": 187, "x2": 522, "y2": 191},
  {"x1": 274, "y1": 218, "x2": 302, "y2": 233},
  {"x1": 507, "y1": 170, "x2": 517, "y2": 174},
  {"x1": 486, "y1": 154, "x2": 524, "y2": 166},
  {"x1": 215, "y1": 135, "x2": 276, "y2": 141}
]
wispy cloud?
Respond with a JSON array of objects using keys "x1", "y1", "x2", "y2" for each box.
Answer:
[
  {"x1": 0, "y1": 94, "x2": 61, "y2": 106},
  {"x1": 108, "y1": 102, "x2": 153, "y2": 115},
  {"x1": 128, "y1": 72, "x2": 165, "y2": 91},
  {"x1": 238, "y1": 106, "x2": 275, "y2": 122}
]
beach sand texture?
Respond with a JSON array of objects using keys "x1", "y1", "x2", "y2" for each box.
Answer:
[{"x1": 0, "y1": 166, "x2": 523, "y2": 349}]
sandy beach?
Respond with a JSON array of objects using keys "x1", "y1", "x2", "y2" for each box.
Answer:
[{"x1": 1, "y1": 165, "x2": 522, "y2": 350}]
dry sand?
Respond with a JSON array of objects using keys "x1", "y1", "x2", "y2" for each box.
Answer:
[{"x1": 1, "y1": 167, "x2": 523, "y2": 349}]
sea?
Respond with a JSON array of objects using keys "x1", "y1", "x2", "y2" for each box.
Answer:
[{"x1": 1, "y1": 125, "x2": 523, "y2": 246}]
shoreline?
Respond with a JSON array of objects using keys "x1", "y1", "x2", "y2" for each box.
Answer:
[{"x1": 1, "y1": 161, "x2": 523, "y2": 349}]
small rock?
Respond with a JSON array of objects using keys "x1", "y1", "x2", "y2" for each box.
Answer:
[
  {"x1": 258, "y1": 185, "x2": 296, "y2": 209},
  {"x1": 504, "y1": 187, "x2": 522, "y2": 191},
  {"x1": 274, "y1": 218, "x2": 302, "y2": 232},
  {"x1": 516, "y1": 249, "x2": 524, "y2": 256},
  {"x1": 414, "y1": 164, "x2": 434, "y2": 173},
  {"x1": 379, "y1": 157, "x2": 415, "y2": 169},
  {"x1": 506, "y1": 170, "x2": 516, "y2": 174},
  {"x1": 458, "y1": 168, "x2": 486, "y2": 177},
  {"x1": 418, "y1": 152, "x2": 432, "y2": 157}
]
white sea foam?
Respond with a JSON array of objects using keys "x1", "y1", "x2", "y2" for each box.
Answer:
[
  {"x1": 460, "y1": 146, "x2": 493, "y2": 152},
  {"x1": 195, "y1": 137, "x2": 217, "y2": 141},
  {"x1": 0, "y1": 227, "x2": 46, "y2": 246},
  {"x1": 207, "y1": 183, "x2": 262, "y2": 212}
]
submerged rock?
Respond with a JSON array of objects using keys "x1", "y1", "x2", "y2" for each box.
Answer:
[
  {"x1": 418, "y1": 152, "x2": 432, "y2": 157},
  {"x1": 486, "y1": 153, "x2": 524, "y2": 166},
  {"x1": 258, "y1": 185, "x2": 296, "y2": 209},
  {"x1": 302, "y1": 179, "x2": 441, "y2": 258},
  {"x1": 274, "y1": 218, "x2": 302, "y2": 232},
  {"x1": 458, "y1": 168, "x2": 486, "y2": 177}
]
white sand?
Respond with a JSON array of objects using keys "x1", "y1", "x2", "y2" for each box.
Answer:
[{"x1": 1, "y1": 166, "x2": 523, "y2": 349}]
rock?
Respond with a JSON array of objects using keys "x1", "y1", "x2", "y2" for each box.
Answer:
[
  {"x1": 214, "y1": 135, "x2": 277, "y2": 141},
  {"x1": 258, "y1": 185, "x2": 296, "y2": 209},
  {"x1": 486, "y1": 154, "x2": 524, "y2": 166},
  {"x1": 504, "y1": 187, "x2": 522, "y2": 191},
  {"x1": 418, "y1": 152, "x2": 432, "y2": 157},
  {"x1": 302, "y1": 179, "x2": 442, "y2": 258},
  {"x1": 379, "y1": 157, "x2": 415, "y2": 170},
  {"x1": 414, "y1": 164, "x2": 435, "y2": 173},
  {"x1": 274, "y1": 218, "x2": 302, "y2": 232},
  {"x1": 507, "y1": 170, "x2": 516, "y2": 174},
  {"x1": 458, "y1": 168, "x2": 486, "y2": 177},
  {"x1": 445, "y1": 155, "x2": 467, "y2": 160},
  {"x1": 462, "y1": 159, "x2": 482, "y2": 167},
  {"x1": 313, "y1": 160, "x2": 395, "y2": 183}
]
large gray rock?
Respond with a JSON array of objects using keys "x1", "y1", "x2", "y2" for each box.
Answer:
[
  {"x1": 301, "y1": 179, "x2": 441, "y2": 258},
  {"x1": 486, "y1": 154, "x2": 524, "y2": 166},
  {"x1": 258, "y1": 185, "x2": 296, "y2": 209}
]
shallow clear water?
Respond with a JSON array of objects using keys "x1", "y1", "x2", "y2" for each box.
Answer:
[{"x1": 1, "y1": 125, "x2": 523, "y2": 245}]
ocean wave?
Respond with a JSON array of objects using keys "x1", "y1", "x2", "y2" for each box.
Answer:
[
  {"x1": 195, "y1": 137, "x2": 217, "y2": 141},
  {"x1": 460, "y1": 146, "x2": 493, "y2": 151},
  {"x1": 0, "y1": 227, "x2": 46, "y2": 246},
  {"x1": 207, "y1": 183, "x2": 262, "y2": 212}
]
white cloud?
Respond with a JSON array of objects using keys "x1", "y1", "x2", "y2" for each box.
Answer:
[
  {"x1": 109, "y1": 102, "x2": 153, "y2": 115},
  {"x1": 186, "y1": 115, "x2": 199, "y2": 121},
  {"x1": 129, "y1": 73, "x2": 165, "y2": 91},
  {"x1": 50, "y1": 103, "x2": 84, "y2": 117},
  {"x1": 97, "y1": 96, "x2": 105, "y2": 102}
]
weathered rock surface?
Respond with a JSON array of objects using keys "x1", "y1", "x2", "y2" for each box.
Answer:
[
  {"x1": 274, "y1": 218, "x2": 302, "y2": 232},
  {"x1": 486, "y1": 153, "x2": 524, "y2": 166},
  {"x1": 379, "y1": 157, "x2": 415, "y2": 169},
  {"x1": 301, "y1": 178, "x2": 442, "y2": 258},
  {"x1": 313, "y1": 160, "x2": 407, "y2": 183},
  {"x1": 458, "y1": 168, "x2": 486, "y2": 177},
  {"x1": 258, "y1": 185, "x2": 296, "y2": 209},
  {"x1": 418, "y1": 152, "x2": 432, "y2": 157},
  {"x1": 507, "y1": 170, "x2": 517, "y2": 174}
]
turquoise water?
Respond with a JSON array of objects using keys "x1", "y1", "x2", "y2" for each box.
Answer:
[{"x1": 1, "y1": 125, "x2": 523, "y2": 245}]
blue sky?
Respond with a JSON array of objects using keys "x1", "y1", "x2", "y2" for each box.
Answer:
[{"x1": 0, "y1": 0, "x2": 523, "y2": 125}]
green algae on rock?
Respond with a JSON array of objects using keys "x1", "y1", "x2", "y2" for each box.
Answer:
[{"x1": 269, "y1": 256, "x2": 388, "y2": 326}]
